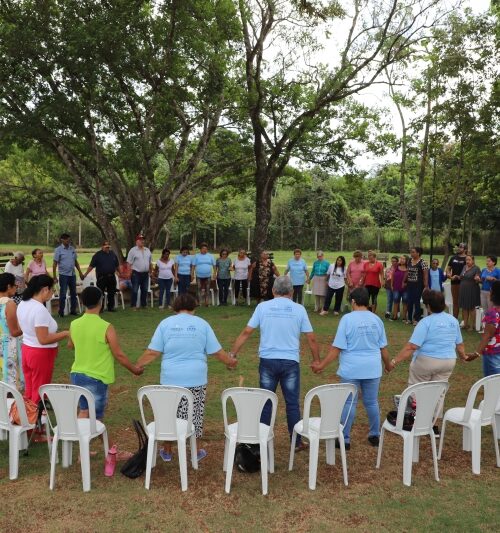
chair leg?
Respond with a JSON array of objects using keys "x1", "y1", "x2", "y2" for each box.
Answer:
[
  {"x1": 402, "y1": 435, "x2": 414, "y2": 486},
  {"x1": 339, "y1": 434, "x2": 348, "y2": 486},
  {"x1": 376, "y1": 427, "x2": 385, "y2": 468},
  {"x1": 492, "y1": 420, "x2": 500, "y2": 467},
  {"x1": 152, "y1": 441, "x2": 158, "y2": 468},
  {"x1": 308, "y1": 437, "x2": 320, "y2": 490},
  {"x1": 223, "y1": 437, "x2": 229, "y2": 472},
  {"x1": 463, "y1": 426, "x2": 472, "y2": 452},
  {"x1": 326, "y1": 439, "x2": 335, "y2": 466},
  {"x1": 62, "y1": 441, "x2": 72, "y2": 467},
  {"x1": 178, "y1": 437, "x2": 188, "y2": 491},
  {"x1": 49, "y1": 435, "x2": 59, "y2": 490},
  {"x1": 190, "y1": 434, "x2": 198, "y2": 470},
  {"x1": 260, "y1": 441, "x2": 269, "y2": 495},
  {"x1": 268, "y1": 439, "x2": 274, "y2": 473},
  {"x1": 430, "y1": 433, "x2": 440, "y2": 482},
  {"x1": 471, "y1": 424, "x2": 481, "y2": 475},
  {"x1": 102, "y1": 429, "x2": 109, "y2": 457},
  {"x1": 288, "y1": 431, "x2": 297, "y2": 471},
  {"x1": 438, "y1": 419, "x2": 447, "y2": 459},
  {"x1": 145, "y1": 438, "x2": 155, "y2": 490},
  {"x1": 412, "y1": 436, "x2": 420, "y2": 463},
  {"x1": 79, "y1": 439, "x2": 91, "y2": 492},
  {"x1": 225, "y1": 439, "x2": 237, "y2": 493},
  {"x1": 45, "y1": 421, "x2": 52, "y2": 459},
  {"x1": 8, "y1": 430, "x2": 20, "y2": 480}
]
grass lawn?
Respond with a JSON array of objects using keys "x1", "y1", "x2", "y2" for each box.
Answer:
[{"x1": 0, "y1": 295, "x2": 498, "y2": 532}]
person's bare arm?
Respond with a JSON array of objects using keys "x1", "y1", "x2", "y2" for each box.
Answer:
[
  {"x1": 248, "y1": 262, "x2": 255, "y2": 281},
  {"x1": 67, "y1": 334, "x2": 74, "y2": 349},
  {"x1": 305, "y1": 332, "x2": 320, "y2": 362},
  {"x1": 272, "y1": 264, "x2": 280, "y2": 277},
  {"x1": 312, "y1": 345, "x2": 340, "y2": 372},
  {"x1": 380, "y1": 346, "x2": 392, "y2": 372},
  {"x1": 35, "y1": 326, "x2": 69, "y2": 345},
  {"x1": 212, "y1": 348, "x2": 238, "y2": 368},
  {"x1": 75, "y1": 260, "x2": 84, "y2": 279},
  {"x1": 391, "y1": 342, "x2": 417, "y2": 368},
  {"x1": 106, "y1": 325, "x2": 143, "y2": 375},
  {"x1": 136, "y1": 348, "x2": 162, "y2": 367},
  {"x1": 231, "y1": 326, "x2": 255, "y2": 355},
  {"x1": 5, "y1": 300, "x2": 22, "y2": 337},
  {"x1": 423, "y1": 268, "x2": 429, "y2": 289},
  {"x1": 467, "y1": 324, "x2": 496, "y2": 360},
  {"x1": 52, "y1": 260, "x2": 58, "y2": 281}
]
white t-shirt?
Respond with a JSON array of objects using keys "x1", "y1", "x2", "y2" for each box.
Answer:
[
  {"x1": 327, "y1": 265, "x2": 346, "y2": 289},
  {"x1": 156, "y1": 259, "x2": 174, "y2": 280},
  {"x1": 17, "y1": 299, "x2": 58, "y2": 348},
  {"x1": 234, "y1": 257, "x2": 251, "y2": 280}
]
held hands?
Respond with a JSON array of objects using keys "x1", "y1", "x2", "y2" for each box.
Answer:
[
  {"x1": 385, "y1": 361, "x2": 395, "y2": 373},
  {"x1": 226, "y1": 356, "x2": 238, "y2": 370},
  {"x1": 464, "y1": 353, "x2": 480, "y2": 362},
  {"x1": 132, "y1": 365, "x2": 144, "y2": 376},
  {"x1": 310, "y1": 360, "x2": 324, "y2": 374}
]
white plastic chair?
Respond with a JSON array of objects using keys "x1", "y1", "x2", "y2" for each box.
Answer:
[
  {"x1": 222, "y1": 387, "x2": 278, "y2": 495},
  {"x1": 289, "y1": 383, "x2": 357, "y2": 490},
  {"x1": 135, "y1": 277, "x2": 154, "y2": 308},
  {"x1": 138, "y1": 385, "x2": 198, "y2": 491},
  {"x1": 438, "y1": 374, "x2": 500, "y2": 475},
  {"x1": 376, "y1": 381, "x2": 449, "y2": 486},
  {"x1": 443, "y1": 283, "x2": 453, "y2": 315},
  {"x1": 475, "y1": 307, "x2": 484, "y2": 332},
  {"x1": 39, "y1": 384, "x2": 109, "y2": 492},
  {"x1": 0, "y1": 381, "x2": 36, "y2": 479}
]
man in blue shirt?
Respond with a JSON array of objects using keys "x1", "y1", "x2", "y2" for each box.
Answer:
[
  {"x1": 231, "y1": 276, "x2": 320, "y2": 451},
  {"x1": 53, "y1": 233, "x2": 84, "y2": 317}
]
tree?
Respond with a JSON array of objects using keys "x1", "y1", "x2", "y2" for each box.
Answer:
[
  {"x1": 0, "y1": 0, "x2": 240, "y2": 256},
  {"x1": 235, "y1": 0, "x2": 459, "y2": 256}
]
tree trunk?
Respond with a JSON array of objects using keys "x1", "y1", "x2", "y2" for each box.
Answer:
[
  {"x1": 251, "y1": 170, "x2": 274, "y2": 259},
  {"x1": 415, "y1": 74, "x2": 432, "y2": 246}
]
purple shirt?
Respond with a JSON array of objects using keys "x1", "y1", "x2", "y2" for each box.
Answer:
[{"x1": 392, "y1": 268, "x2": 406, "y2": 292}]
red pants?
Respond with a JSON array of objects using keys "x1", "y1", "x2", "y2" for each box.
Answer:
[{"x1": 21, "y1": 345, "x2": 58, "y2": 403}]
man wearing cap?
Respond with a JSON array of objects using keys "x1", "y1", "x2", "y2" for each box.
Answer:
[
  {"x1": 83, "y1": 241, "x2": 120, "y2": 312},
  {"x1": 446, "y1": 243, "x2": 467, "y2": 319},
  {"x1": 5, "y1": 251, "x2": 26, "y2": 303},
  {"x1": 126, "y1": 234, "x2": 152, "y2": 309},
  {"x1": 53, "y1": 233, "x2": 84, "y2": 317}
]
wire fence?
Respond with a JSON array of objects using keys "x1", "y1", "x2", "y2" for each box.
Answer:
[{"x1": 1, "y1": 218, "x2": 498, "y2": 256}]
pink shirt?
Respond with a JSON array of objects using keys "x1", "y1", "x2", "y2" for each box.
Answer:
[
  {"x1": 347, "y1": 260, "x2": 365, "y2": 288},
  {"x1": 28, "y1": 259, "x2": 47, "y2": 277}
]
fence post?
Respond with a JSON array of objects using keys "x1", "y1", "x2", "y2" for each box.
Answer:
[
  {"x1": 377, "y1": 228, "x2": 381, "y2": 251},
  {"x1": 247, "y1": 227, "x2": 251, "y2": 252},
  {"x1": 213, "y1": 223, "x2": 217, "y2": 250},
  {"x1": 314, "y1": 229, "x2": 318, "y2": 251},
  {"x1": 16, "y1": 218, "x2": 19, "y2": 244},
  {"x1": 340, "y1": 227, "x2": 344, "y2": 251},
  {"x1": 78, "y1": 220, "x2": 82, "y2": 247},
  {"x1": 46, "y1": 219, "x2": 50, "y2": 247}
]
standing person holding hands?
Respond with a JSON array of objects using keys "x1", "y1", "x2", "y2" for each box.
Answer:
[
  {"x1": 480, "y1": 255, "x2": 500, "y2": 311},
  {"x1": 346, "y1": 251, "x2": 365, "y2": 300},
  {"x1": 361, "y1": 251, "x2": 384, "y2": 314},
  {"x1": 446, "y1": 243, "x2": 467, "y2": 319},
  {"x1": 192, "y1": 243, "x2": 216, "y2": 307},
  {"x1": 320, "y1": 256, "x2": 346, "y2": 316},
  {"x1": 406, "y1": 247, "x2": 429, "y2": 325},
  {"x1": 309, "y1": 251, "x2": 330, "y2": 312},
  {"x1": 25, "y1": 249, "x2": 49, "y2": 281},
  {"x1": 5, "y1": 252, "x2": 27, "y2": 303},
  {"x1": 53, "y1": 234, "x2": 84, "y2": 317},
  {"x1": 284, "y1": 248, "x2": 309, "y2": 305},
  {"x1": 232, "y1": 249, "x2": 251, "y2": 305},
  {"x1": 126, "y1": 234, "x2": 152, "y2": 310},
  {"x1": 154, "y1": 248, "x2": 176, "y2": 309},
  {"x1": 175, "y1": 246, "x2": 193, "y2": 295},
  {"x1": 458, "y1": 255, "x2": 481, "y2": 330},
  {"x1": 215, "y1": 249, "x2": 232, "y2": 306}
]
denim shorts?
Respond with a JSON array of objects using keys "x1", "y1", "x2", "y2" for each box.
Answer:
[
  {"x1": 392, "y1": 290, "x2": 408, "y2": 304},
  {"x1": 70, "y1": 373, "x2": 109, "y2": 419}
]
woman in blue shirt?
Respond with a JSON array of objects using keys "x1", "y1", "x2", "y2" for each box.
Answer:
[
  {"x1": 480, "y1": 255, "x2": 500, "y2": 311},
  {"x1": 312, "y1": 288, "x2": 392, "y2": 449},
  {"x1": 174, "y1": 246, "x2": 193, "y2": 295},
  {"x1": 192, "y1": 243, "x2": 216, "y2": 306},
  {"x1": 137, "y1": 293, "x2": 236, "y2": 462},
  {"x1": 390, "y1": 290, "x2": 469, "y2": 421},
  {"x1": 284, "y1": 248, "x2": 309, "y2": 305}
]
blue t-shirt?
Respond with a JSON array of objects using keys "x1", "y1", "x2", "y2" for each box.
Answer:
[
  {"x1": 287, "y1": 258, "x2": 308, "y2": 286},
  {"x1": 481, "y1": 267, "x2": 500, "y2": 292},
  {"x1": 409, "y1": 312, "x2": 462, "y2": 360},
  {"x1": 429, "y1": 268, "x2": 441, "y2": 291},
  {"x1": 332, "y1": 311, "x2": 387, "y2": 380},
  {"x1": 175, "y1": 254, "x2": 193, "y2": 276},
  {"x1": 247, "y1": 297, "x2": 313, "y2": 362},
  {"x1": 53, "y1": 244, "x2": 78, "y2": 276},
  {"x1": 193, "y1": 253, "x2": 215, "y2": 278},
  {"x1": 148, "y1": 313, "x2": 222, "y2": 387}
]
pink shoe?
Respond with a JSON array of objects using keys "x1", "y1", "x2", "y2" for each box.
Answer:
[{"x1": 104, "y1": 445, "x2": 117, "y2": 477}]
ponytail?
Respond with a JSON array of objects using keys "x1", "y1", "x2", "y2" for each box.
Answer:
[{"x1": 22, "y1": 274, "x2": 54, "y2": 301}]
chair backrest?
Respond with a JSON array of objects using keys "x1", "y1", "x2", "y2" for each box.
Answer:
[
  {"x1": 221, "y1": 387, "x2": 278, "y2": 442},
  {"x1": 463, "y1": 374, "x2": 500, "y2": 424},
  {"x1": 82, "y1": 273, "x2": 97, "y2": 289},
  {"x1": 138, "y1": 385, "x2": 193, "y2": 440},
  {"x1": 39, "y1": 384, "x2": 98, "y2": 438},
  {"x1": 396, "y1": 381, "x2": 449, "y2": 434},
  {"x1": 0, "y1": 380, "x2": 29, "y2": 430},
  {"x1": 443, "y1": 284, "x2": 453, "y2": 307},
  {"x1": 302, "y1": 383, "x2": 357, "y2": 438}
]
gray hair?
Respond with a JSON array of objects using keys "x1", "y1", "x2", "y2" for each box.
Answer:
[
  {"x1": 13, "y1": 251, "x2": 25, "y2": 259},
  {"x1": 316, "y1": 250, "x2": 324, "y2": 257},
  {"x1": 273, "y1": 276, "x2": 293, "y2": 296}
]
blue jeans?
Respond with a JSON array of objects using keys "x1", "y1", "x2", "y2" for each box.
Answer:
[
  {"x1": 70, "y1": 373, "x2": 108, "y2": 419},
  {"x1": 259, "y1": 359, "x2": 301, "y2": 443},
  {"x1": 483, "y1": 355, "x2": 500, "y2": 376},
  {"x1": 177, "y1": 274, "x2": 191, "y2": 295},
  {"x1": 340, "y1": 377, "x2": 381, "y2": 443},
  {"x1": 158, "y1": 278, "x2": 173, "y2": 306},
  {"x1": 58, "y1": 274, "x2": 78, "y2": 315},
  {"x1": 385, "y1": 288, "x2": 394, "y2": 314},
  {"x1": 131, "y1": 270, "x2": 149, "y2": 307}
]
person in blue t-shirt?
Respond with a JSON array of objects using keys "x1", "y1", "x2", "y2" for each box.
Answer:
[
  {"x1": 192, "y1": 243, "x2": 216, "y2": 306},
  {"x1": 480, "y1": 255, "x2": 500, "y2": 311},
  {"x1": 137, "y1": 293, "x2": 236, "y2": 462},
  {"x1": 174, "y1": 246, "x2": 194, "y2": 295},
  {"x1": 284, "y1": 248, "x2": 309, "y2": 305},
  {"x1": 231, "y1": 276, "x2": 320, "y2": 451},
  {"x1": 312, "y1": 287, "x2": 392, "y2": 449}
]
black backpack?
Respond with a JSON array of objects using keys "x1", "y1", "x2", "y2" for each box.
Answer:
[
  {"x1": 120, "y1": 420, "x2": 148, "y2": 479},
  {"x1": 234, "y1": 444, "x2": 261, "y2": 473}
]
